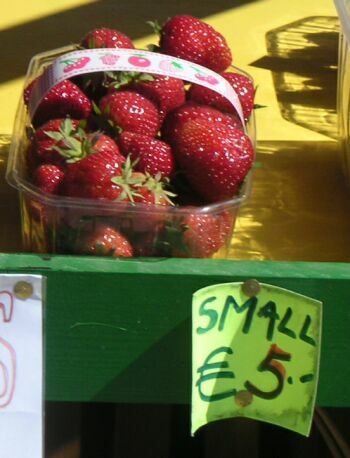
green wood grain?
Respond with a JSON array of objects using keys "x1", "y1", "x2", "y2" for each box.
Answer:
[{"x1": 0, "y1": 253, "x2": 349, "y2": 406}]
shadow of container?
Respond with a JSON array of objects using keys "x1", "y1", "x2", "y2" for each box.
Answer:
[{"x1": 252, "y1": 16, "x2": 339, "y2": 140}]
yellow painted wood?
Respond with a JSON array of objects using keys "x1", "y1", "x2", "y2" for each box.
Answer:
[{"x1": 0, "y1": 0, "x2": 339, "y2": 140}]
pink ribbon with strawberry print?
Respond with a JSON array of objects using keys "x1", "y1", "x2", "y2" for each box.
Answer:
[{"x1": 28, "y1": 48, "x2": 246, "y2": 128}]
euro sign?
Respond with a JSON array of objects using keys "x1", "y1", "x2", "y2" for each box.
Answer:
[{"x1": 196, "y1": 346, "x2": 236, "y2": 402}]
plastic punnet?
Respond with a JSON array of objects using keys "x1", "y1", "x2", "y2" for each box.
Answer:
[{"x1": 7, "y1": 46, "x2": 256, "y2": 258}]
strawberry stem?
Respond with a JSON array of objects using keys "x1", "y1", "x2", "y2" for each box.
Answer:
[{"x1": 146, "y1": 20, "x2": 162, "y2": 34}]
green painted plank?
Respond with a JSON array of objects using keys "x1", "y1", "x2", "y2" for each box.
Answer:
[
  {"x1": 0, "y1": 253, "x2": 349, "y2": 406},
  {"x1": 1, "y1": 252, "x2": 350, "y2": 278}
]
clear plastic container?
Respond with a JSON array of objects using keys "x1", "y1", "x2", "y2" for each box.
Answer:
[
  {"x1": 6, "y1": 46, "x2": 255, "y2": 258},
  {"x1": 334, "y1": 0, "x2": 350, "y2": 178}
]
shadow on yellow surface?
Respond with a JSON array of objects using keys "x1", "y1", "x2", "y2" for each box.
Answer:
[
  {"x1": 252, "y1": 16, "x2": 339, "y2": 139},
  {"x1": 0, "y1": 136, "x2": 21, "y2": 253}
]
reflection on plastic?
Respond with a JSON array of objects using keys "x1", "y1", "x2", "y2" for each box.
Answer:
[{"x1": 230, "y1": 141, "x2": 350, "y2": 262}]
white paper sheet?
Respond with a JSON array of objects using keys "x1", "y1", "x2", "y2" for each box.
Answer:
[{"x1": 0, "y1": 275, "x2": 44, "y2": 458}]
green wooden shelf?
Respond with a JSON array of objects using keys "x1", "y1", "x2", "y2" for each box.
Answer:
[{"x1": 1, "y1": 253, "x2": 349, "y2": 406}]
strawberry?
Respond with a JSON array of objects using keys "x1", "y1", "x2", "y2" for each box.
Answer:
[
  {"x1": 62, "y1": 149, "x2": 126, "y2": 200},
  {"x1": 62, "y1": 152, "x2": 172, "y2": 205},
  {"x1": 78, "y1": 224, "x2": 133, "y2": 257},
  {"x1": 33, "y1": 164, "x2": 65, "y2": 194},
  {"x1": 188, "y1": 72, "x2": 255, "y2": 121},
  {"x1": 164, "y1": 211, "x2": 233, "y2": 258},
  {"x1": 162, "y1": 102, "x2": 243, "y2": 145},
  {"x1": 26, "y1": 142, "x2": 39, "y2": 174},
  {"x1": 181, "y1": 212, "x2": 233, "y2": 257},
  {"x1": 31, "y1": 118, "x2": 81, "y2": 165},
  {"x1": 123, "y1": 171, "x2": 176, "y2": 233},
  {"x1": 129, "y1": 75, "x2": 186, "y2": 122},
  {"x1": 118, "y1": 131, "x2": 175, "y2": 178},
  {"x1": 132, "y1": 172, "x2": 176, "y2": 206},
  {"x1": 180, "y1": 215, "x2": 226, "y2": 258},
  {"x1": 131, "y1": 227, "x2": 167, "y2": 257},
  {"x1": 132, "y1": 233, "x2": 157, "y2": 257},
  {"x1": 31, "y1": 118, "x2": 121, "y2": 167},
  {"x1": 78, "y1": 28, "x2": 134, "y2": 101},
  {"x1": 99, "y1": 91, "x2": 160, "y2": 137},
  {"x1": 24, "y1": 79, "x2": 92, "y2": 127},
  {"x1": 172, "y1": 119, "x2": 254, "y2": 203},
  {"x1": 86, "y1": 132, "x2": 123, "y2": 157},
  {"x1": 24, "y1": 79, "x2": 37, "y2": 105},
  {"x1": 159, "y1": 15, "x2": 232, "y2": 72},
  {"x1": 80, "y1": 27, "x2": 134, "y2": 49}
]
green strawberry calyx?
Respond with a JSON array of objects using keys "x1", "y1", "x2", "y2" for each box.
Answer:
[
  {"x1": 92, "y1": 101, "x2": 122, "y2": 137},
  {"x1": 44, "y1": 118, "x2": 89, "y2": 163},
  {"x1": 143, "y1": 172, "x2": 177, "y2": 206},
  {"x1": 44, "y1": 118, "x2": 109, "y2": 164},
  {"x1": 111, "y1": 155, "x2": 145, "y2": 203},
  {"x1": 107, "y1": 71, "x2": 154, "y2": 90},
  {"x1": 111, "y1": 156, "x2": 177, "y2": 205}
]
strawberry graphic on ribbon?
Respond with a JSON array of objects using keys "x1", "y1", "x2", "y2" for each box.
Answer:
[
  {"x1": 191, "y1": 66, "x2": 219, "y2": 85},
  {"x1": 99, "y1": 53, "x2": 120, "y2": 65},
  {"x1": 61, "y1": 56, "x2": 91, "y2": 73}
]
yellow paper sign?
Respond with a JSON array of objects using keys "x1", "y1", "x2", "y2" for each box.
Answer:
[{"x1": 192, "y1": 281, "x2": 322, "y2": 436}]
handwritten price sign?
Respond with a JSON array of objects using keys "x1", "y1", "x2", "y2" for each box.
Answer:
[
  {"x1": 0, "y1": 275, "x2": 44, "y2": 458},
  {"x1": 191, "y1": 281, "x2": 322, "y2": 436}
]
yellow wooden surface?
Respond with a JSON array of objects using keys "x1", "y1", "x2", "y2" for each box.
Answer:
[{"x1": 0, "y1": 0, "x2": 338, "y2": 139}]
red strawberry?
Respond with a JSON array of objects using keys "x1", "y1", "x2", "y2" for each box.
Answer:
[
  {"x1": 159, "y1": 15, "x2": 232, "y2": 72},
  {"x1": 123, "y1": 171, "x2": 176, "y2": 233},
  {"x1": 87, "y1": 132, "x2": 122, "y2": 156},
  {"x1": 180, "y1": 214, "x2": 225, "y2": 258},
  {"x1": 62, "y1": 153, "x2": 171, "y2": 205},
  {"x1": 31, "y1": 118, "x2": 121, "y2": 166},
  {"x1": 132, "y1": 233, "x2": 157, "y2": 257},
  {"x1": 33, "y1": 164, "x2": 65, "y2": 194},
  {"x1": 118, "y1": 131, "x2": 175, "y2": 178},
  {"x1": 31, "y1": 118, "x2": 81, "y2": 165},
  {"x1": 24, "y1": 78, "x2": 92, "y2": 127},
  {"x1": 131, "y1": 227, "x2": 166, "y2": 257},
  {"x1": 189, "y1": 72, "x2": 255, "y2": 121},
  {"x1": 26, "y1": 142, "x2": 40, "y2": 173},
  {"x1": 99, "y1": 91, "x2": 160, "y2": 137},
  {"x1": 173, "y1": 119, "x2": 254, "y2": 203},
  {"x1": 169, "y1": 212, "x2": 232, "y2": 258},
  {"x1": 132, "y1": 172, "x2": 176, "y2": 206},
  {"x1": 130, "y1": 75, "x2": 185, "y2": 122},
  {"x1": 24, "y1": 79, "x2": 37, "y2": 105},
  {"x1": 78, "y1": 29, "x2": 133, "y2": 100},
  {"x1": 78, "y1": 225, "x2": 133, "y2": 257},
  {"x1": 62, "y1": 149, "x2": 126, "y2": 200},
  {"x1": 162, "y1": 102, "x2": 243, "y2": 145},
  {"x1": 80, "y1": 27, "x2": 134, "y2": 49}
]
